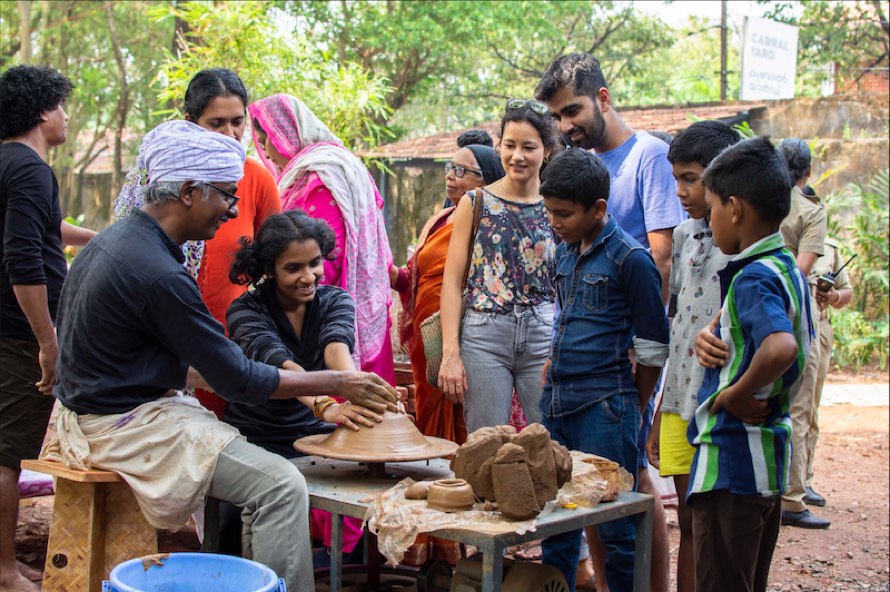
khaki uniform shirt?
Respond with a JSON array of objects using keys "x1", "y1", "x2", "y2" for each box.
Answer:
[{"x1": 780, "y1": 186, "x2": 827, "y2": 258}]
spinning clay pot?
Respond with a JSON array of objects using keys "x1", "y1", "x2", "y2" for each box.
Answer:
[{"x1": 294, "y1": 411, "x2": 458, "y2": 462}]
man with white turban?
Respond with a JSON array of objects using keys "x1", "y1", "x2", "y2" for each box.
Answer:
[{"x1": 41, "y1": 121, "x2": 398, "y2": 591}]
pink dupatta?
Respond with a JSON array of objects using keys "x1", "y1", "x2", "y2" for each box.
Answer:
[{"x1": 248, "y1": 94, "x2": 393, "y2": 369}]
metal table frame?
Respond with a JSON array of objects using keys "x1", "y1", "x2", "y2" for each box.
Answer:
[{"x1": 295, "y1": 457, "x2": 653, "y2": 592}]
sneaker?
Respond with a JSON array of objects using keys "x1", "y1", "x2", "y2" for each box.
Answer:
[
  {"x1": 781, "y1": 509, "x2": 831, "y2": 529},
  {"x1": 804, "y1": 486, "x2": 826, "y2": 507}
]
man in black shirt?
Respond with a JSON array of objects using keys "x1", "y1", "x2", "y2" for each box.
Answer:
[
  {"x1": 43, "y1": 120, "x2": 397, "y2": 591},
  {"x1": 0, "y1": 65, "x2": 95, "y2": 592}
]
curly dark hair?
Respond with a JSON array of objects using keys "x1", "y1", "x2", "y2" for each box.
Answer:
[
  {"x1": 229, "y1": 210, "x2": 337, "y2": 287},
  {"x1": 0, "y1": 65, "x2": 74, "y2": 139}
]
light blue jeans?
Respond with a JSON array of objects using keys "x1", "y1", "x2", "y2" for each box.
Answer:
[{"x1": 460, "y1": 302, "x2": 554, "y2": 433}]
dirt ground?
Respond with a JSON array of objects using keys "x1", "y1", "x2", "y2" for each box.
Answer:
[{"x1": 15, "y1": 404, "x2": 889, "y2": 591}]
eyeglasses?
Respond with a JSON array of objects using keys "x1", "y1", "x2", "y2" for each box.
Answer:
[
  {"x1": 204, "y1": 183, "x2": 240, "y2": 209},
  {"x1": 445, "y1": 162, "x2": 483, "y2": 179},
  {"x1": 506, "y1": 99, "x2": 550, "y2": 116}
]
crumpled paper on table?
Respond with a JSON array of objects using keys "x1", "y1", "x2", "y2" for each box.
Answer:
[{"x1": 365, "y1": 451, "x2": 632, "y2": 565}]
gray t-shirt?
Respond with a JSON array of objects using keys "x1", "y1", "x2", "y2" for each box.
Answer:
[{"x1": 663, "y1": 218, "x2": 732, "y2": 420}]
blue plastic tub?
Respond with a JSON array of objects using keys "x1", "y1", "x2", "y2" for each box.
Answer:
[{"x1": 102, "y1": 552, "x2": 285, "y2": 592}]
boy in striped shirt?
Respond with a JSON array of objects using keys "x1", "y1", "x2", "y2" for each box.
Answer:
[{"x1": 688, "y1": 137, "x2": 815, "y2": 592}]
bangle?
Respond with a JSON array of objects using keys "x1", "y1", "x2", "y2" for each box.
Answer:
[{"x1": 313, "y1": 396, "x2": 336, "y2": 419}]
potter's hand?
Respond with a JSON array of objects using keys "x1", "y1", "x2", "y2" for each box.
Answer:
[
  {"x1": 334, "y1": 371, "x2": 399, "y2": 413},
  {"x1": 323, "y1": 401, "x2": 383, "y2": 431},
  {"x1": 695, "y1": 310, "x2": 729, "y2": 369},
  {"x1": 438, "y1": 352, "x2": 467, "y2": 405}
]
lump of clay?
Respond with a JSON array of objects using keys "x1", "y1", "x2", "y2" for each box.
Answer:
[
  {"x1": 551, "y1": 440, "x2": 573, "y2": 487},
  {"x1": 512, "y1": 424, "x2": 558, "y2": 508},
  {"x1": 451, "y1": 429, "x2": 507, "y2": 500},
  {"x1": 492, "y1": 443, "x2": 540, "y2": 520},
  {"x1": 405, "y1": 481, "x2": 433, "y2": 500}
]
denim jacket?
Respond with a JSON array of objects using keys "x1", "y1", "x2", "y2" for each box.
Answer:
[{"x1": 542, "y1": 216, "x2": 669, "y2": 418}]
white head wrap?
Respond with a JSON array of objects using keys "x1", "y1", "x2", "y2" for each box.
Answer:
[{"x1": 143, "y1": 120, "x2": 245, "y2": 183}]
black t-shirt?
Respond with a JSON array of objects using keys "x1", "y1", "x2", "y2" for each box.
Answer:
[
  {"x1": 0, "y1": 142, "x2": 67, "y2": 341},
  {"x1": 224, "y1": 282, "x2": 356, "y2": 457}
]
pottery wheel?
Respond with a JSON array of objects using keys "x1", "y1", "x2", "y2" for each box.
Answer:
[{"x1": 294, "y1": 411, "x2": 459, "y2": 463}]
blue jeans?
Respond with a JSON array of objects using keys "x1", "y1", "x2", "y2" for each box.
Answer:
[
  {"x1": 460, "y1": 303, "x2": 553, "y2": 432},
  {"x1": 542, "y1": 393, "x2": 640, "y2": 591}
]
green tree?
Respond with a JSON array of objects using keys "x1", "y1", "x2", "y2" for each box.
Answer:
[
  {"x1": 1, "y1": 1, "x2": 172, "y2": 227},
  {"x1": 289, "y1": 1, "x2": 673, "y2": 137},
  {"x1": 151, "y1": 0, "x2": 393, "y2": 151},
  {"x1": 764, "y1": 0, "x2": 889, "y2": 91}
]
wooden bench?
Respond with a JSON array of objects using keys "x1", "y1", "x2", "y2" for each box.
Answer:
[{"x1": 20, "y1": 459, "x2": 157, "y2": 592}]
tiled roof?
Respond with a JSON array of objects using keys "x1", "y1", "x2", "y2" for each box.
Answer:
[{"x1": 359, "y1": 102, "x2": 766, "y2": 161}]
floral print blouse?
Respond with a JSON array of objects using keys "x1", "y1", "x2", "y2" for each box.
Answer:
[{"x1": 464, "y1": 189, "x2": 556, "y2": 313}]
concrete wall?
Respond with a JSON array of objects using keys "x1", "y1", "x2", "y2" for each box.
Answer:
[{"x1": 757, "y1": 94, "x2": 889, "y2": 198}]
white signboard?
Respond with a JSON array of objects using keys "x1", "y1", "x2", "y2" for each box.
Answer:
[{"x1": 740, "y1": 16, "x2": 799, "y2": 100}]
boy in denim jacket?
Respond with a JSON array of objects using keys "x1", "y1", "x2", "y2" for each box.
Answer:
[
  {"x1": 539, "y1": 148, "x2": 669, "y2": 590},
  {"x1": 689, "y1": 137, "x2": 815, "y2": 592}
]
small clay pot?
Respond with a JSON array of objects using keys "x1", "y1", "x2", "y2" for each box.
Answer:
[{"x1": 426, "y1": 478, "x2": 475, "y2": 512}]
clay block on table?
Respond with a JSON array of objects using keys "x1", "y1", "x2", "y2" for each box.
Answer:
[
  {"x1": 512, "y1": 423, "x2": 558, "y2": 508},
  {"x1": 492, "y1": 443, "x2": 540, "y2": 521}
]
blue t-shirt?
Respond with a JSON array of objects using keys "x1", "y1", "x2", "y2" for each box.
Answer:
[{"x1": 596, "y1": 131, "x2": 686, "y2": 248}]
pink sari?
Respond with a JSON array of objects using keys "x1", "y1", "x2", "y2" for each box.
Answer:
[{"x1": 248, "y1": 94, "x2": 394, "y2": 383}]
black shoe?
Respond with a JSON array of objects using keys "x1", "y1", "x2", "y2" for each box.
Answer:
[
  {"x1": 804, "y1": 486, "x2": 826, "y2": 507},
  {"x1": 781, "y1": 509, "x2": 831, "y2": 529}
]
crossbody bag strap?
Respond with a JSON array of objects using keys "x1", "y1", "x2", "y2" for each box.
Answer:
[{"x1": 460, "y1": 189, "x2": 485, "y2": 287}]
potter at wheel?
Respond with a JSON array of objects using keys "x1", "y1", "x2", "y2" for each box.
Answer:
[{"x1": 294, "y1": 410, "x2": 458, "y2": 462}]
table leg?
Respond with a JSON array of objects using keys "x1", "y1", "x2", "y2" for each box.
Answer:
[
  {"x1": 367, "y1": 531, "x2": 380, "y2": 590},
  {"x1": 330, "y1": 513, "x2": 343, "y2": 592},
  {"x1": 480, "y1": 542, "x2": 504, "y2": 592},
  {"x1": 632, "y1": 497, "x2": 654, "y2": 592}
]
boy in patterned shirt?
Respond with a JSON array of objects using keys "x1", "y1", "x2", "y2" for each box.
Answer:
[
  {"x1": 646, "y1": 120, "x2": 741, "y2": 592},
  {"x1": 689, "y1": 137, "x2": 815, "y2": 592}
]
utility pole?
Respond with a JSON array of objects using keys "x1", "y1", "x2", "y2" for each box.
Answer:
[{"x1": 720, "y1": 0, "x2": 728, "y2": 101}]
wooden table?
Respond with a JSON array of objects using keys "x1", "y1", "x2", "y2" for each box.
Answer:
[{"x1": 294, "y1": 457, "x2": 654, "y2": 592}]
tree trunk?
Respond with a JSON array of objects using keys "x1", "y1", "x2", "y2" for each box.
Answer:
[
  {"x1": 104, "y1": 1, "x2": 129, "y2": 193},
  {"x1": 17, "y1": 0, "x2": 31, "y2": 64}
]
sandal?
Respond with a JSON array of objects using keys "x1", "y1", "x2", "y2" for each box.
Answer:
[{"x1": 512, "y1": 541, "x2": 543, "y2": 561}]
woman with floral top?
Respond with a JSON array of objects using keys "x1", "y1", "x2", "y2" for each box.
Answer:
[{"x1": 437, "y1": 100, "x2": 560, "y2": 432}]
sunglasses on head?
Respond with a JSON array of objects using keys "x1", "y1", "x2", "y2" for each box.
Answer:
[
  {"x1": 506, "y1": 99, "x2": 549, "y2": 116},
  {"x1": 204, "y1": 183, "x2": 240, "y2": 209},
  {"x1": 445, "y1": 161, "x2": 483, "y2": 179}
]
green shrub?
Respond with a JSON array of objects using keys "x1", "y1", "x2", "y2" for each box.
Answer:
[
  {"x1": 830, "y1": 308, "x2": 889, "y2": 370},
  {"x1": 824, "y1": 168, "x2": 889, "y2": 370}
]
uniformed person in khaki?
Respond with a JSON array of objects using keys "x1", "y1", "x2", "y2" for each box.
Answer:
[{"x1": 776, "y1": 139, "x2": 830, "y2": 529}]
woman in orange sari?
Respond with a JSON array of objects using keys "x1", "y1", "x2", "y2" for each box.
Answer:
[{"x1": 392, "y1": 144, "x2": 504, "y2": 444}]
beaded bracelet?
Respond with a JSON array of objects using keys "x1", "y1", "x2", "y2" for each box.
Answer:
[{"x1": 313, "y1": 396, "x2": 336, "y2": 419}]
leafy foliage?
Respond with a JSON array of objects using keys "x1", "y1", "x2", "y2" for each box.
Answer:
[
  {"x1": 151, "y1": 1, "x2": 393, "y2": 151},
  {"x1": 763, "y1": 1, "x2": 890, "y2": 93},
  {"x1": 825, "y1": 167, "x2": 889, "y2": 369}
]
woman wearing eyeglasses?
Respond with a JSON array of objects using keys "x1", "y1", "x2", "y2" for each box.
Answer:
[
  {"x1": 248, "y1": 94, "x2": 395, "y2": 385},
  {"x1": 114, "y1": 69, "x2": 281, "y2": 419},
  {"x1": 437, "y1": 100, "x2": 560, "y2": 433},
  {"x1": 391, "y1": 144, "x2": 505, "y2": 445}
]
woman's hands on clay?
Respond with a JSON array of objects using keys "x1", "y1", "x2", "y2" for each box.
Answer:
[
  {"x1": 438, "y1": 352, "x2": 468, "y2": 404},
  {"x1": 322, "y1": 401, "x2": 383, "y2": 431}
]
